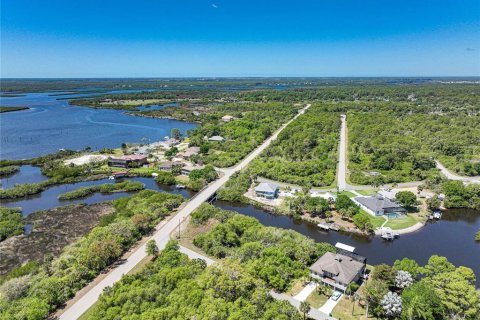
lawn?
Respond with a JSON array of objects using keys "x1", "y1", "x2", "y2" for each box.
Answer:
[
  {"x1": 306, "y1": 291, "x2": 329, "y2": 309},
  {"x1": 384, "y1": 214, "x2": 418, "y2": 230},
  {"x1": 337, "y1": 191, "x2": 357, "y2": 198},
  {"x1": 331, "y1": 297, "x2": 374, "y2": 320},
  {"x1": 365, "y1": 211, "x2": 386, "y2": 229},
  {"x1": 287, "y1": 279, "x2": 308, "y2": 296},
  {"x1": 355, "y1": 189, "x2": 377, "y2": 196}
]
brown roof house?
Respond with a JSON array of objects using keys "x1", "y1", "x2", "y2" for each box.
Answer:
[{"x1": 310, "y1": 252, "x2": 366, "y2": 293}]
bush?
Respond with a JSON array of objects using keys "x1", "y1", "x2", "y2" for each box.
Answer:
[
  {"x1": 0, "y1": 165, "x2": 19, "y2": 177},
  {"x1": 0, "y1": 207, "x2": 23, "y2": 241},
  {"x1": 155, "y1": 171, "x2": 176, "y2": 185}
]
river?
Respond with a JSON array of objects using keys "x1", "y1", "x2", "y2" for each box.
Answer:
[
  {"x1": 0, "y1": 92, "x2": 197, "y2": 159},
  {"x1": 215, "y1": 200, "x2": 480, "y2": 287}
]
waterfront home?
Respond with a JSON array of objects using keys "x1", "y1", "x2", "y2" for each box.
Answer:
[
  {"x1": 354, "y1": 195, "x2": 407, "y2": 216},
  {"x1": 208, "y1": 135, "x2": 225, "y2": 142},
  {"x1": 181, "y1": 164, "x2": 205, "y2": 175},
  {"x1": 221, "y1": 115, "x2": 235, "y2": 122},
  {"x1": 254, "y1": 182, "x2": 279, "y2": 199},
  {"x1": 108, "y1": 155, "x2": 148, "y2": 168},
  {"x1": 162, "y1": 138, "x2": 180, "y2": 148},
  {"x1": 176, "y1": 146, "x2": 200, "y2": 160},
  {"x1": 310, "y1": 251, "x2": 366, "y2": 293},
  {"x1": 159, "y1": 161, "x2": 185, "y2": 172}
]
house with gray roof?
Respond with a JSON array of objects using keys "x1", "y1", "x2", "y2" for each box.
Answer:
[
  {"x1": 310, "y1": 252, "x2": 366, "y2": 293},
  {"x1": 353, "y1": 195, "x2": 407, "y2": 216},
  {"x1": 254, "y1": 182, "x2": 279, "y2": 199}
]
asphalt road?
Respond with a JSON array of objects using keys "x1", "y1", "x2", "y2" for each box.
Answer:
[
  {"x1": 59, "y1": 104, "x2": 311, "y2": 320},
  {"x1": 435, "y1": 160, "x2": 480, "y2": 184}
]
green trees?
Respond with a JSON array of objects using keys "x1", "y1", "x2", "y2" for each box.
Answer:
[
  {"x1": 299, "y1": 301, "x2": 311, "y2": 320},
  {"x1": 395, "y1": 191, "x2": 417, "y2": 208},
  {"x1": 146, "y1": 239, "x2": 159, "y2": 257},
  {"x1": 0, "y1": 207, "x2": 23, "y2": 241},
  {"x1": 0, "y1": 165, "x2": 19, "y2": 177},
  {"x1": 170, "y1": 127, "x2": 182, "y2": 140},
  {"x1": 0, "y1": 191, "x2": 184, "y2": 320},
  {"x1": 187, "y1": 165, "x2": 219, "y2": 190},
  {"x1": 441, "y1": 181, "x2": 480, "y2": 210},
  {"x1": 304, "y1": 197, "x2": 329, "y2": 216},
  {"x1": 192, "y1": 205, "x2": 334, "y2": 291},
  {"x1": 426, "y1": 195, "x2": 441, "y2": 211},
  {"x1": 57, "y1": 180, "x2": 145, "y2": 200},
  {"x1": 249, "y1": 108, "x2": 340, "y2": 187},
  {"x1": 155, "y1": 171, "x2": 176, "y2": 185},
  {"x1": 83, "y1": 241, "x2": 302, "y2": 320},
  {"x1": 386, "y1": 255, "x2": 480, "y2": 320}
]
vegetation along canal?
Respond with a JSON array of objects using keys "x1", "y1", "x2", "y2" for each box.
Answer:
[{"x1": 215, "y1": 200, "x2": 480, "y2": 287}]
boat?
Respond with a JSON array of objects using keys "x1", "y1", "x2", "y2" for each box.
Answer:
[
  {"x1": 176, "y1": 184, "x2": 186, "y2": 189},
  {"x1": 380, "y1": 227, "x2": 399, "y2": 241},
  {"x1": 433, "y1": 211, "x2": 442, "y2": 220},
  {"x1": 318, "y1": 223, "x2": 330, "y2": 231}
]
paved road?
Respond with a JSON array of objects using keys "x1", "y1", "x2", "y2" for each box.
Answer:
[
  {"x1": 337, "y1": 114, "x2": 348, "y2": 190},
  {"x1": 59, "y1": 104, "x2": 311, "y2": 320},
  {"x1": 435, "y1": 160, "x2": 480, "y2": 184},
  {"x1": 337, "y1": 114, "x2": 423, "y2": 192}
]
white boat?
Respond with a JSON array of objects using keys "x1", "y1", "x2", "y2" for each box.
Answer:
[
  {"x1": 433, "y1": 211, "x2": 442, "y2": 219},
  {"x1": 176, "y1": 184, "x2": 186, "y2": 189}
]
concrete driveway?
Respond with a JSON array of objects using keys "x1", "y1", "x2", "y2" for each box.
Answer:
[
  {"x1": 293, "y1": 282, "x2": 317, "y2": 302},
  {"x1": 319, "y1": 293, "x2": 343, "y2": 315}
]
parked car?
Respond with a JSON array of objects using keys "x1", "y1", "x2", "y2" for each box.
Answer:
[{"x1": 331, "y1": 291, "x2": 342, "y2": 301}]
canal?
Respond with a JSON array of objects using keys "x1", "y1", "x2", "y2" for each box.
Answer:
[{"x1": 215, "y1": 200, "x2": 480, "y2": 287}]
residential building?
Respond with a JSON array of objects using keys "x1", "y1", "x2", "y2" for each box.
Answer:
[
  {"x1": 159, "y1": 161, "x2": 184, "y2": 172},
  {"x1": 208, "y1": 135, "x2": 224, "y2": 142},
  {"x1": 254, "y1": 182, "x2": 279, "y2": 199},
  {"x1": 310, "y1": 251, "x2": 366, "y2": 293},
  {"x1": 181, "y1": 164, "x2": 205, "y2": 175},
  {"x1": 108, "y1": 155, "x2": 148, "y2": 168},
  {"x1": 176, "y1": 146, "x2": 200, "y2": 160},
  {"x1": 353, "y1": 195, "x2": 407, "y2": 216}
]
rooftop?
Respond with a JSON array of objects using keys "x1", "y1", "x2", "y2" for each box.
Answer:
[
  {"x1": 254, "y1": 182, "x2": 279, "y2": 193},
  {"x1": 354, "y1": 195, "x2": 406, "y2": 212},
  {"x1": 310, "y1": 252, "x2": 365, "y2": 285}
]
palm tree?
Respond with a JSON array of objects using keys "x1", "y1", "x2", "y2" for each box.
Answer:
[{"x1": 299, "y1": 301, "x2": 311, "y2": 320}]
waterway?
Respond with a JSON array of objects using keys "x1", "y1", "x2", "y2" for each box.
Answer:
[
  {"x1": 0, "y1": 92, "x2": 197, "y2": 160},
  {"x1": 215, "y1": 200, "x2": 480, "y2": 287},
  {"x1": 1, "y1": 174, "x2": 195, "y2": 216}
]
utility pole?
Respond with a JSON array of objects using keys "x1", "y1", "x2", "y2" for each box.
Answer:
[{"x1": 178, "y1": 218, "x2": 181, "y2": 239}]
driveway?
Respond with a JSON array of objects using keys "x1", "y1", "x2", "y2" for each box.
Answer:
[
  {"x1": 293, "y1": 282, "x2": 317, "y2": 302},
  {"x1": 319, "y1": 293, "x2": 343, "y2": 315}
]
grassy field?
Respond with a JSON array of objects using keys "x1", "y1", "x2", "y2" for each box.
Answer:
[
  {"x1": 306, "y1": 291, "x2": 329, "y2": 308},
  {"x1": 355, "y1": 189, "x2": 377, "y2": 196},
  {"x1": 365, "y1": 211, "x2": 386, "y2": 229},
  {"x1": 384, "y1": 214, "x2": 418, "y2": 229},
  {"x1": 332, "y1": 297, "x2": 373, "y2": 320},
  {"x1": 337, "y1": 191, "x2": 357, "y2": 198}
]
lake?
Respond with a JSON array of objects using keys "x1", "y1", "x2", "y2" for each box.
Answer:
[
  {"x1": 215, "y1": 200, "x2": 480, "y2": 287},
  {"x1": 0, "y1": 92, "x2": 197, "y2": 160}
]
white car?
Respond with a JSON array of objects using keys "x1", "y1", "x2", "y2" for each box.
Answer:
[{"x1": 331, "y1": 291, "x2": 342, "y2": 301}]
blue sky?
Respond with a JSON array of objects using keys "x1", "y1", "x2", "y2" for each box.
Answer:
[{"x1": 1, "y1": 0, "x2": 479, "y2": 77}]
